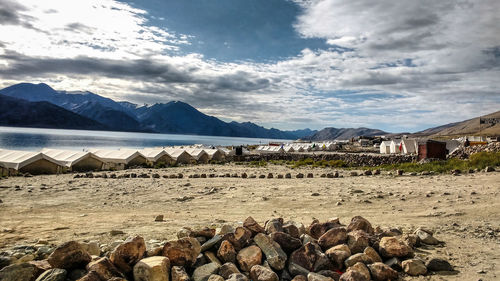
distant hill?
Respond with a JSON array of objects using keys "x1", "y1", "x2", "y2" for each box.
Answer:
[
  {"x1": 304, "y1": 127, "x2": 388, "y2": 141},
  {"x1": 0, "y1": 83, "x2": 315, "y2": 139},
  {"x1": 0, "y1": 95, "x2": 107, "y2": 130},
  {"x1": 414, "y1": 111, "x2": 500, "y2": 137}
]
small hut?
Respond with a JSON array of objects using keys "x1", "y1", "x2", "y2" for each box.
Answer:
[{"x1": 418, "y1": 140, "x2": 447, "y2": 161}]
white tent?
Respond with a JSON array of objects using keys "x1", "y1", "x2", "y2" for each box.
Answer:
[
  {"x1": 140, "y1": 148, "x2": 175, "y2": 165},
  {"x1": 390, "y1": 140, "x2": 402, "y2": 154},
  {"x1": 379, "y1": 141, "x2": 391, "y2": 154},
  {"x1": 88, "y1": 149, "x2": 147, "y2": 169},
  {"x1": 0, "y1": 149, "x2": 65, "y2": 175},
  {"x1": 185, "y1": 149, "x2": 210, "y2": 163},
  {"x1": 41, "y1": 148, "x2": 104, "y2": 171},
  {"x1": 401, "y1": 139, "x2": 418, "y2": 154},
  {"x1": 164, "y1": 148, "x2": 196, "y2": 164},
  {"x1": 204, "y1": 149, "x2": 225, "y2": 161},
  {"x1": 283, "y1": 145, "x2": 295, "y2": 153}
]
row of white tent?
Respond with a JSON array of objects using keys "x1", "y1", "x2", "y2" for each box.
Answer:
[
  {"x1": 0, "y1": 146, "x2": 231, "y2": 175},
  {"x1": 255, "y1": 142, "x2": 339, "y2": 154},
  {"x1": 379, "y1": 139, "x2": 463, "y2": 155}
]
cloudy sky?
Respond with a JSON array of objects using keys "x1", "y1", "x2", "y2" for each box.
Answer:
[{"x1": 0, "y1": 0, "x2": 499, "y2": 132}]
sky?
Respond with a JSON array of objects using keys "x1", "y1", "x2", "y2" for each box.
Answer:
[{"x1": 0, "y1": 0, "x2": 499, "y2": 133}]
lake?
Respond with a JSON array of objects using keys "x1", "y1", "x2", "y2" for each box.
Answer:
[{"x1": 0, "y1": 126, "x2": 291, "y2": 151}]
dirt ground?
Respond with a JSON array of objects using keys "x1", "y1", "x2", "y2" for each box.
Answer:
[{"x1": 0, "y1": 164, "x2": 499, "y2": 280}]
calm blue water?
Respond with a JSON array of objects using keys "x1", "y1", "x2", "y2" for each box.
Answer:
[{"x1": 0, "y1": 127, "x2": 291, "y2": 151}]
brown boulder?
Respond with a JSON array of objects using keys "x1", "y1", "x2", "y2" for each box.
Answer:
[
  {"x1": 48, "y1": 241, "x2": 92, "y2": 270},
  {"x1": 401, "y1": 259, "x2": 427, "y2": 276},
  {"x1": 219, "y1": 262, "x2": 240, "y2": 279},
  {"x1": 346, "y1": 217, "x2": 374, "y2": 235},
  {"x1": 283, "y1": 223, "x2": 301, "y2": 239},
  {"x1": 378, "y1": 237, "x2": 412, "y2": 258},
  {"x1": 339, "y1": 270, "x2": 368, "y2": 281},
  {"x1": 347, "y1": 262, "x2": 370, "y2": 280},
  {"x1": 243, "y1": 217, "x2": 265, "y2": 235},
  {"x1": 110, "y1": 236, "x2": 146, "y2": 274},
  {"x1": 222, "y1": 227, "x2": 252, "y2": 251},
  {"x1": 270, "y1": 232, "x2": 302, "y2": 253},
  {"x1": 162, "y1": 237, "x2": 201, "y2": 268},
  {"x1": 86, "y1": 257, "x2": 124, "y2": 280},
  {"x1": 308, "y1": 221, "x2": 342, "y2": 240},
  {"x1": 217, "y1": 240, "x2": 236, "y2": 264},
  {"x1": 291, "y1": 275, "x2": 307, "y2": 281},
  {"x1": 325, "y1": 250, "x2": 350, "y2": 270},
  {"x1": 236, "y1": 245, "x2": 262, "y2": 272},
  {"x1": 368, "y1": 262, "x2": 398, "y2": 281},
  {"x1": 250, "y1": 265, "x2": 279, "y2": 281},
  {"x1": 307, "y1": 272, "x2": 334, "y2": 281},
  {"x1": 265, "y1": 218, "x2": 284, "y2": 234},
  {"x1": 289, "y1": 242, "x2": 333, "y2": 273},
  {"x1": 346, "y1": 231, "x2": 369, "y2": 254},
  {"x1": 318, "y1": 228, "x2": 347, "y2": 250},
  {"x1": 344, "y1": 253, "x2": 373, "y2": 268},
  {"x1": 76, "y1": 271, "x2": 102, "y2": 281},
  {"x1": 227, "y1": 273, "x2": 249, "y2": 281},
  {"x1": 363, "y1": 247, "x2": 382, "y2": 263},
  {"x1": 171, "y1": 266, "x2": 189, "y2": 281}
]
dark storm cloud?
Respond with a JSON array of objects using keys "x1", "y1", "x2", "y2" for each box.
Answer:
[
  {"x1": 0, "y1": 51, "x2": 272, "y2": 93},
  {"x1": 0, "y1": 0, "x2": 38, "y2": 30}
]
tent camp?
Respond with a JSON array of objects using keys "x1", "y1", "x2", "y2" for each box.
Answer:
[
  {"x1": 186, "y1": 149, "x2": 210, "y2": 164},
  {"x1": 165, "y1": 148, "x2": 196, "y2": 164},
  {"x1": 140, "y1": 148, "x2": 175, "y2": 166},
  {"x1": 401, "y1": 139, "x2": 418, "y2": 154},
  {"x1": 283, "y1": 145, "x2": 295, "y2": 153},
  {"x1": 0, "y1": 149, "x2": 65, "y2": 175},
  {"x1": 379, "y1": 141, "x2": 391, "y2": 154},
  {"x1": 88, "y1": 149, "x2": 147, "y2": 170},
  {"x1": 390, "y1": 140, "x2": 402, "y2": 154},
  {"x1": 41, "y1": 148, "x2": 104, "y2": 172}
]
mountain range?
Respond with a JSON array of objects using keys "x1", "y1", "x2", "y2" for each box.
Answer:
[
  {"x1": 0, "y1": 83, "x2": 315, "y2": 139},
  {"x1": 1, "y1": 83, "x2": 497, "y2": 140}
]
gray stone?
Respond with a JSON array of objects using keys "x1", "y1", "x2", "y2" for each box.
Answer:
[
  {"x1": 426, "y1": 258, "x2": 453, "y2": 272},
  {"x1": 201, "y1": 235, "x2": 222, "y2": 252},
  {"x1": 192, "y1": 263, "x2": 220, "y2": 281},
  {"x1": 253, "y1": 233, "x2": 287, "y2": 270},
  {"x1": 35, "y1": 269, "x2": 67, "y2": 281},
  {"x1": 415, "y1": 229, "x2": 439, "y2": 245},
  {"x1": 0, "y1": 263, "x2": 39, "y2": 281}
]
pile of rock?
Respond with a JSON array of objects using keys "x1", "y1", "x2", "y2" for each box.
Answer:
[
  {"x1": 448, "y1": 142, "x2": 500, "y2": 159},
  {"x1": 0, "y1": 216, "x2": 454, "y2": 281}
]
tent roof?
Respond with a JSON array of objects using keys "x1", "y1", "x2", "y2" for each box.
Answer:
[
  {"x1": 164, "y1": 148, "x2": 194, "y2": 159},
  {"x1": 0, "y1": 149, "x2": 64, "y2": 170},
  {"x1": 88, "y1": 149, "x2": 144, "y2": 163},
  {"x1": 40, "y1": 148, "x2": 102, "y2": 167},
  {"x1": 185, "y1": 149, "x2": 208, "y2": 159},
  {"x1": 139, "y1": 148, "x2": 171, "y2": 161}
]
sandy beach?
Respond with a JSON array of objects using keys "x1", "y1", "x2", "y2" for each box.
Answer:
[{"x1": 0, "y1": 164, "x2": 499, "y2": 280}]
